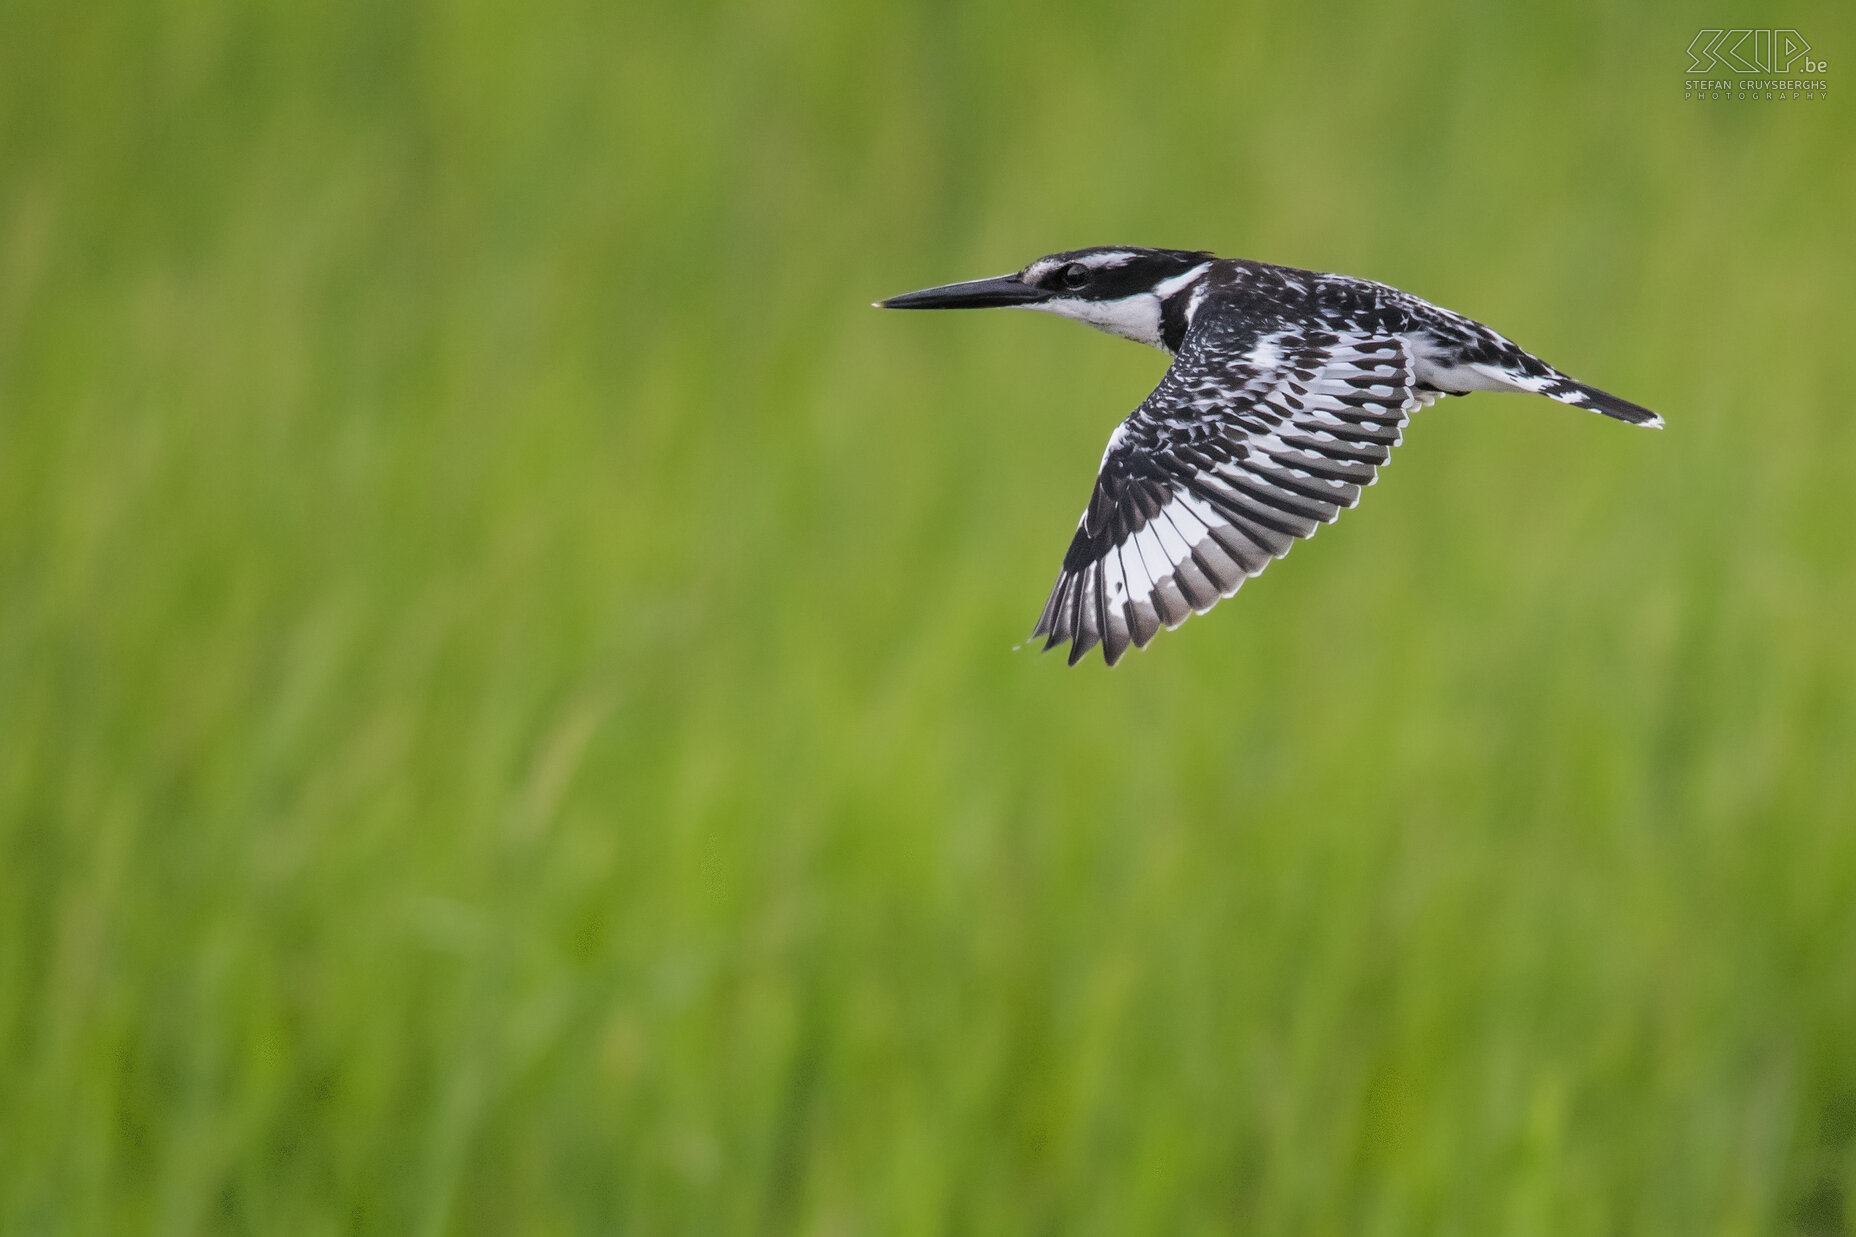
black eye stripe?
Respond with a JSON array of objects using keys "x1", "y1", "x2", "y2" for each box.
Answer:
[
  {"x1": 1082, "y1": 264, "x2": 1169, "y2": 300},
  {"x1": 1032, "y1": 249, "x2": 1213, "y2": 300}
]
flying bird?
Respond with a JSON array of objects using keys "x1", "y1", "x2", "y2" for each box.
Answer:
[{"x1": 876, "y1": 247, "x2": 1662, "y2": 666}]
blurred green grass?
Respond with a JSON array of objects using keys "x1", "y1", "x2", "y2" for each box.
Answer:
[{"x1": 2, "y1": 0, "x2": 1854, "y2": 1232}]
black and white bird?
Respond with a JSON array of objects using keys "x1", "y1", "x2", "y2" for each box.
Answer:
[{"x1": 877, "y1": 247, "x2": 1662, "y2": 666}]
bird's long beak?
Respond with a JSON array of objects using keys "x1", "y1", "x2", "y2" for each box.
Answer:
[{"x1": 874, "y1": 273, "x2": 1053, "y2": 310}]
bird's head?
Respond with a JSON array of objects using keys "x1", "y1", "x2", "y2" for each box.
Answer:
[{"x1": 876, "y1": 247, "x2": 1215, "y2": 352}]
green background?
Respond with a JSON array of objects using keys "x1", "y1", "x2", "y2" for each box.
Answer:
[{"x1": 3, "y1": 1, "x2": 1853, "y2": 1232}]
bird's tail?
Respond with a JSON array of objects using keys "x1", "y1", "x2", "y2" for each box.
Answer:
[{"x1": 1537, "y1": 376, "x2": 1664, "y2": 429}]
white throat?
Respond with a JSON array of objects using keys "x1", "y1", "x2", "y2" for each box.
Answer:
[{"x1": 1034, "y1": 294, "x2": 1165, "y2": 349}]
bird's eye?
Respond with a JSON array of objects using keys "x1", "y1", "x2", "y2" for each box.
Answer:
[{"x1": 1060, "y1": 263, "x2": 1090, "y2": 289}]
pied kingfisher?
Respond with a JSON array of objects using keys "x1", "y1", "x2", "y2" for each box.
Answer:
[{"x1": 877, "y1": 247, "x2": 1663, "y2": 666}]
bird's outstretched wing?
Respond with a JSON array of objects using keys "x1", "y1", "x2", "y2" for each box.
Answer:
[{"x1": 1032, "y1": 321, "x2": 1431, "y2": 666}]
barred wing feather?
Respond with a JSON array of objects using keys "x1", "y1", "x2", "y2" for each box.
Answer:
[{"x1": 1031, "y1": 323, "x2": 1430, "y2": 666}]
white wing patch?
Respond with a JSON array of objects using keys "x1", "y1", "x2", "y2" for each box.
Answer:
[{"x1": 1099, "y1": 421, "x2": 1131, "y2": 467}]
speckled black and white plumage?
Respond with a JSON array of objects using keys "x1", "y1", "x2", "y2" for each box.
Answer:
[{"x1": 878, "y1": 247, "x2": 1663, "y2": 666}]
